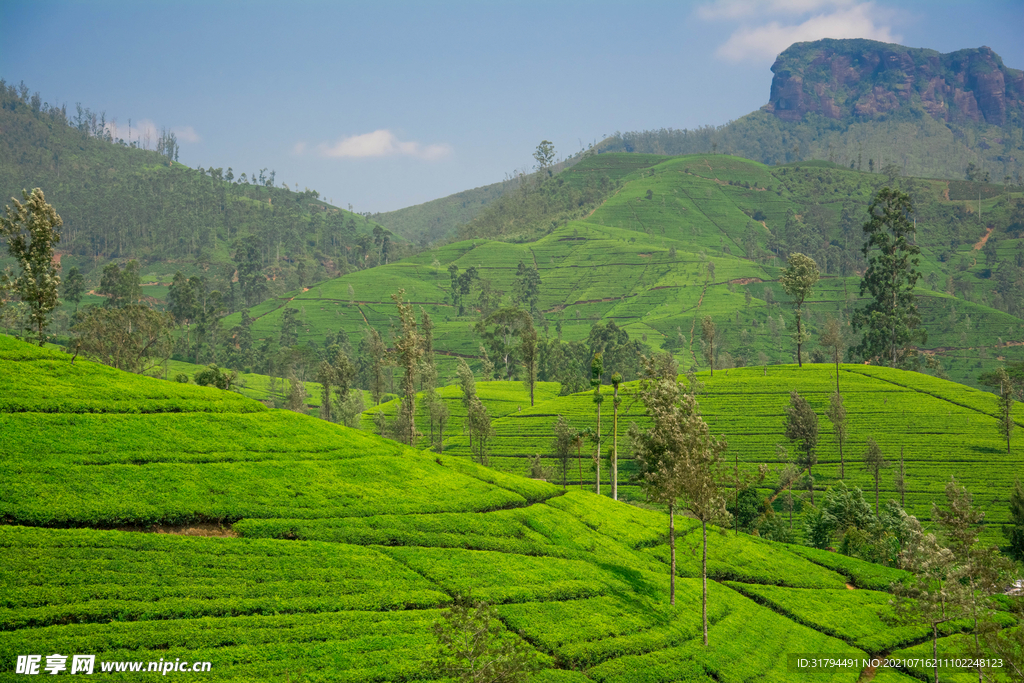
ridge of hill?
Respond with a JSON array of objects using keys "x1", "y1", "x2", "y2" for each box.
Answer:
[
  {"x1": 371, "y1": 151, "x2": 656, "y2": 246},
  {"x1": 598, "y1": 39, "x2": 1024, "y2": 184},
  {"x1": 226, "y1": 152, "x2": 1024, "y2": 390},
  {"x1": 3, "y1": 332, "x2": 1006, "y2": 682}
]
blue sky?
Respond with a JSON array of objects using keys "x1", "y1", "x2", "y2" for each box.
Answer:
[{"x1": 1, "y1": 0, "x2": 1022, "y2": 212}]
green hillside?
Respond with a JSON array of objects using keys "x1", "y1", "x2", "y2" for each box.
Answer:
[
  {"x1": 225, "y1": 152, "x2": 1024, "y2": 389},
  {"x1": 5, "y1": 333, "x2": 1010, "y2": 682},
  {"x1": 373, "y1": 179, "x2": 508, "y2": 245}
]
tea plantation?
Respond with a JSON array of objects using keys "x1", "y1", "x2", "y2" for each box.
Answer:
[
  {"x1": 425, "y1": 363, "x2": 1023, "y2": 545},
  {"x1": 223, "y1": 152, "x2": 1024, "y2": 391},
  {"x1": 5, "y1": 334, "x2": 1013, "y2": 681}
]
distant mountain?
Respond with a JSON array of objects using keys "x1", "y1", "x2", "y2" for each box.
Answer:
[
  {"x1": 766, "y1": 39, "x2": 1022, "y2": 125},
  {"x1": 599, "y1": 39, "x2": 1023, "y2": 183}
]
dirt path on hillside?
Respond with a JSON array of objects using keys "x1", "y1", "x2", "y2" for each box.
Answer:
[
  {"x1": 859, "y1": 654, "x2": 885, "y2": 681},
  {"x1": 973, "y1": 226, "x2": 994, "y2": 250}
]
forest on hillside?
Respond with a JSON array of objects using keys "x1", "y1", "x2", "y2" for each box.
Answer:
[{"x1": 0, "y1": 80, "x2": 409, "y2": 294}]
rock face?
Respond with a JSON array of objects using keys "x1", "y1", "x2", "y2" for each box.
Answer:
[{"x1": 765, "y1": 39, "x2": 1024, "y2": 126}]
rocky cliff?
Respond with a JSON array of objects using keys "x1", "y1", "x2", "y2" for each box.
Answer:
[{"x1": 765, "y1": 38, "x2": 1024, "y2": 126}]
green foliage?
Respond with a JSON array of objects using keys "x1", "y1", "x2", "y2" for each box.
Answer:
[
  {"x1": 1007, "y1": 478, "x2": 1024, "y2": 562},
  {"x1": 1, "y1": 188, "x2": 62, "y2": 344},
  {"x1": 803, "y1": 483, "x2": 912, "y2": 566},
  {"x1": 779, "y1": 252, "x2": 820, "y2": 366},
  {"x1": 432, "y1": 595, "x2": 544, "y2": 682},
  {"x1": 852, "y1": 187, "x2": 925, "y2": 367},
  {"x1": 72, "y1": 304, "x2": 175, "y2": 375},
  {"x1": 785, "y1": 390, "x2": 819, "y2": 502},
  {"x1": 193, "y1": 364, "x2": 237, "y2": 390}
]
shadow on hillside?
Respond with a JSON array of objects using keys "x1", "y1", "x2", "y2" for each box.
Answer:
[{"x1": 593, "y1": 561, "x2": 663, "y2": 602}]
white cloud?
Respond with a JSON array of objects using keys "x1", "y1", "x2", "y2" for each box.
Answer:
[
  {"x1": 292, "y1": 141, "x2": 307, "y2": 155},
  {"x1": 698, "y1": 1, "x2": 900, "y2": 63},
  {"x1": 172, "y1": 126, "x2": 201, "y2": 143},
  {"x1": 317, "y1": 129, "x2": 452, "y2": 160}
]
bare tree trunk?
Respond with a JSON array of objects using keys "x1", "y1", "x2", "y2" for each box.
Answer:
[
  {"x1": 612, "y1": 391, "x2": 618, "y2": 501},
  {"x1": 796, "y1": 312, "x2": 803, "y2": 367},
  {"x1": 669, "y1": 504, "x2": 676, "y2": 606},
  {"x1": 595, "y1": 403, "x2": 601, "y2": 495},
  {"x1": 702, "y1": 519, "x2": 709, "y2": 646}
]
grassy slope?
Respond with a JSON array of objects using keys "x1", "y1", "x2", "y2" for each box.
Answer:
[
  {"x1": 3, "y1": 334, "x2": 995, "y2": 681},
  {"x1": 226, "y1": 153, "x2": 1024, "y2": 390}
]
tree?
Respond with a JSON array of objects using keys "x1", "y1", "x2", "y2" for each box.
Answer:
[
  {"x1": 827, "y1": 392, "x2": 848, "y2": 479},
  {"x1": 552, "y1": 415, "x2": 576, "y2": 490},
  {"x1": 700, "y1": 316, "x2": 716, "y2": 376},
  {"x1": 785, "y1": 391, "x2": 819, "y2": 504},
  {"x1": 894, "y1": 446, "x2": 907, "y2": 508},
  {"x1": 456, "y1": 358, "x2": 490, "y2": 462},
  {"x1": 279, "y1": 308, "x2": 300, "y2": 348},
  {"x1": 360, "y1": 328, "x2": 388, "y2": 406},
  {"x1": 520, "y1": 321, "x2": 539, "y2": 407},
  {"x1": 194, "y1": 364, "x2": 238, "y2": 391},
  {"x1": 533, "y1": 140, "x2": 555, "y2": 174},
  {"x1": 610, "y1": 372, "x2": 623, "y2": 501},
  {"x1": 512, "y1": 261, "x2": 542, "y2": 316},
  {"x1": 467, "y1": 397, "x2": 493, "y2": 465},
  {"x1": 819, "y1": 316, "x2": 845, "y2": 393},
  {"x1": 852, "y1": 187, "x2": 926, "y2": 367},
  {"x1": 1, "y1": 188, "x2": 62, "y2": 345},
  {"x1": 391, "y1": 289, "x2": 423, "y2": 446},
  {"x1": 590, "y1": 353, "x2": 604, "y2": 494},
  {"x1": 996, "y1": 367, "x2": 1018, "y2": 454},
  {"x1": 862, "y1": 438, "x2": 889, "y2": 514},
  {"x1": 62, "y1": 266, "x2": 84, "y2": 313},
  {"x1": 431, "y1": 594, "x2": 542, "y2": 683},
  {"x1": 630, "y1": 356, "x2": 729, "y2": 644},
  {"x1": 317, "y1": 346, "x2": 355, "y2": 424},
  {"x1": 780, "y1": 253, "x2": 820, "y2": 367},
  {"x1": 72, "y1": 304, "x2": 174, "y2": 374},
  {"x1": 933, "y1": 479, "x2": 1015, "y2": 683},
  {"x1": 167, "y1": 271, "x2": 199, "y2": 353},
  {"x1": 1006, "y1": 478, "x2": 1024, "y2": 562},
  {"x1": 98, "y1": 261, "x2": 141, "y2": 308},
  {"x1": 477, "y1": 308, "x2": 533, "y2": 381},
  {"x1": 234, "y1": 236, "x2": 267, "y2": 307},
  {"x1": 285, "y1": 371, "x2": 307, "y2": 413},
  {"x1": 447, "y1": 265, "x2": 478, "y2": 316},
  {"x1": 889, "y1": 514, "x2": 968, "y2": 683}
]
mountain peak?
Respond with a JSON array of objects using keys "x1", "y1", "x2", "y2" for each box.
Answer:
[{"x1": 764, "y1": 38, "x2": 1024, "y2": 126}]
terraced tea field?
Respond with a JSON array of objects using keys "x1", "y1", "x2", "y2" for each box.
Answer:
[
  {"x1": 5, "y1": 334, "x2": 1013, "y2": 681},
  {"x1": 428, "y1": 364, "x2": 1024, "y2": 544}
]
